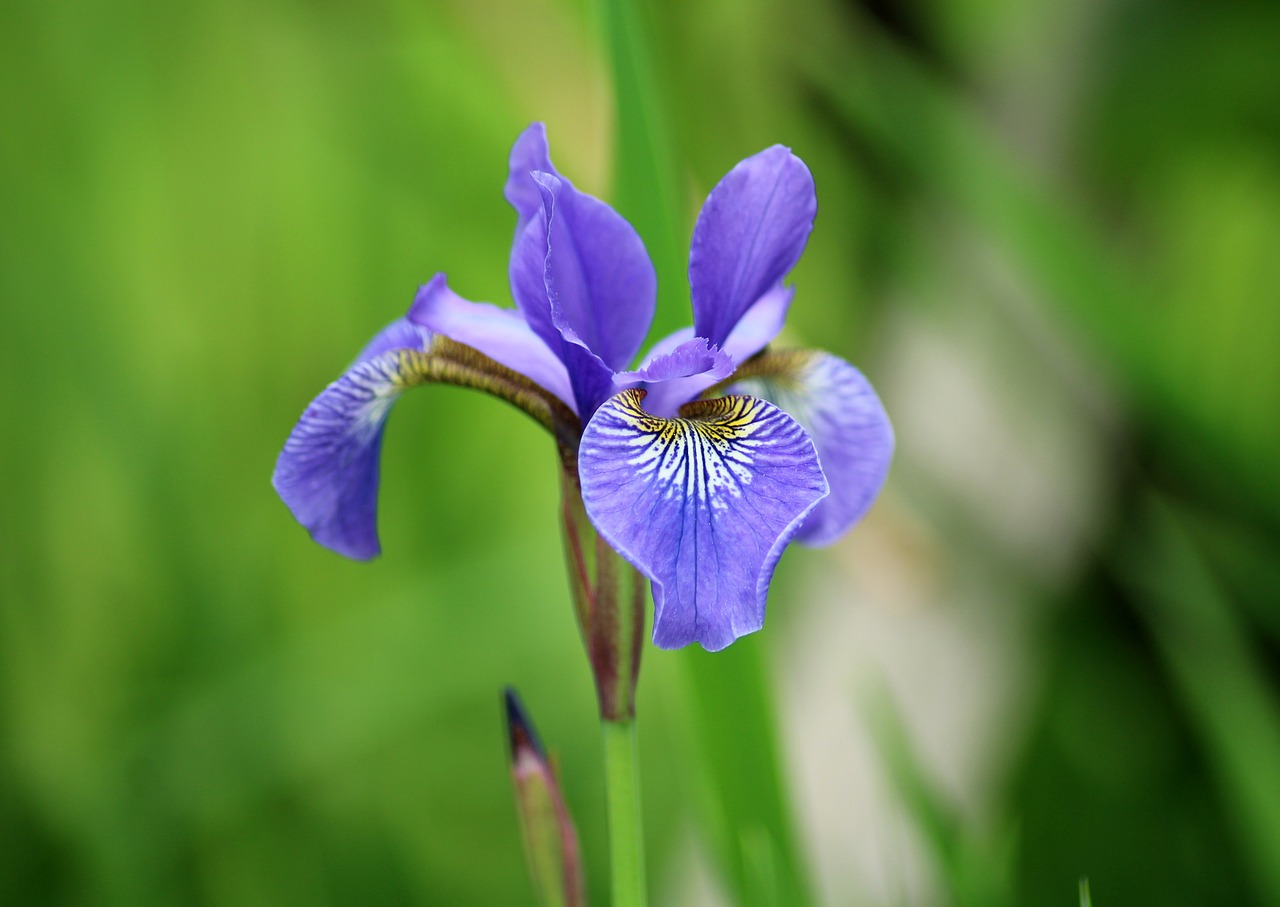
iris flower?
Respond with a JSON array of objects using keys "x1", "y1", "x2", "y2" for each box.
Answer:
[{"x1": 274, "y1": 123, "x2": 893, "y2": 651}]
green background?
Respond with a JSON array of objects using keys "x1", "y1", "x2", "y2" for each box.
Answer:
[{"x1": 3, "y1": 0, "x2": 1279, "y2": 903}]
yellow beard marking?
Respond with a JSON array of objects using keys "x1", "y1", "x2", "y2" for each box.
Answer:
[{"x1": 606, "y1": 389, "x2": 764, "y2": 508}]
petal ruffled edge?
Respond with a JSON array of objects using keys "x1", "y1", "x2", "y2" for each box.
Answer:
[
  {"x1": 614, "y1": 337, "x2": 735, "y2": 418},
  {"x1": 731, "y1": 350, "x2": 893, "y2": 546},
  {"x1": 615, "y1": 337, "x2": 733, "y2": 385},
  {"x1": 690, "y1": 146, "x2": 816, "y2": 347},
  {"x1": 272, "y1": 319, "x2": 432, "y2": 560},
  {"x1": 579, "y1": 388, "x2": 828, "y2": 651}
]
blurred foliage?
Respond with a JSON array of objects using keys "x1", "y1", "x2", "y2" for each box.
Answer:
[{"x1": 2, "y1": 0, "x2": 1279, "y2": 904}]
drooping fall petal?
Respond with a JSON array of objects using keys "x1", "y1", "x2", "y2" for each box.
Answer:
[
  {"x1": 732, "y1": 350, "x2": 893, "y2": 545},
  {"x1": 272, "y1": 319, "x2": 433, "y2": 560},
  {"x1": 579, "y1": 389, "x2": 828, "y2": 650}
]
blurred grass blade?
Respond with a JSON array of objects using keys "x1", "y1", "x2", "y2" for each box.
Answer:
[
  {"x1": 1123, "y1": 497, "x2": 1280, "y2": 904},
  {"x1": 802, "y1": 12, "x2": 1280, "y2": 521},
  {"x1": 738, "y1": 825, "x2": 783, "y2": 907},
  {"x1": 595, "y1": 0, "x2": 688, "y2": 345},
  {"x1": 867, "y1": 692, "x2": 960, "y2": 872},
  {"x1": 867, "y1": 690, "x2": 1012, "y2": 907},
  {"x1": 1079, "y1": 877, "x2": 1093, "y2": 907},
  {"x1": 800, "y1": 16, "x2": 1147, "y2": 364},
  {"x1": 680, "y1": 641, "x2": 813, "y2": 907},
  {"x1": 505, "y1": 689, "x2": 587, "y2": 907}
]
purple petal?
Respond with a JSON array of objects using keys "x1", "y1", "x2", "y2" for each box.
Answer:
[
  {"x1": 579, "y1": 389, "x2": 829, "y2": 651},
  {"x1": 615, "y1": 337, "x2": 735, "y2": 418},
  {"x1": 690, "y1": 146, "x2": 816, "y2": 347},
  {"x1": 510, "y1": 208, "x2": 616, "y2": 416},
  {"x1": 506, "y1": 131, "x2": 568, "y2": 367},
  {"x1": 732, "y1": 351, "x2": 893, "y2": 545},
  {"x1": 722, "y1": 285, "x2": 794, "y2": 363},
  {"x1": 560, "y1": 343, "x2": 621, "y2": 420},
  {"x1": 534, "y1": 172, "x2": 656, "y2": 371},
  {"x1": 505, "y1": 122, "x2": 554, "y2": 234},
  {"x1": 272, "y1": 320, "x2": 432, "y2": 560},
  {"x1": 510, "y1": 212, "x2": 562, "y2": 355},
  {"x1": 409, "y1": 273, "x2": 575, "y2": 412},
  {"x1": 353, "y1": 317, "x2": 433, "y2": 365},
  {"x1": 508, "y1": 165, "x2": 656, "y2": 416},
  {"x1": 637, "y1": 326, "x2": 696, "y2": 365},
  {"x1": 615, "y1": 337, "x2": 734, "y2": 385}
]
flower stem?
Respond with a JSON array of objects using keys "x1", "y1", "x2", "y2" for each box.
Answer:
[
  {"x1": 602, "y1": 717, "x2": 647, "y2": 907},
  {"x1": 559, "y1": 466, "x2": 646, "y2": 721}
]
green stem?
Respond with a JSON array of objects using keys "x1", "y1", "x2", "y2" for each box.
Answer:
[{"x1": 603, "y1": 718, "x2": 647, "y2": 907}]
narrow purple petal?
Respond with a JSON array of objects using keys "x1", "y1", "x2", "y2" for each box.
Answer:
[
  {"x1": 508, "y1": 163, "x2": 656, "y2": 416},
  {"x1": 506, "y1": 129, "x2": 567, "y2": 369},
  {"x1": 580, "y1": 389, "x2": 829, "y2": 651},
  {"x1": 272, "y1": 320, "x2": 431, "y2": 560},
  {"x1": 510, "y1": 200, "x2": 616, "y2": 415},
  {"x1": 510, "y1": 212, "x2": 562, "y2": 356},
  {"x1": 506, "y1": 199, "x2": 616, "y2": 414},
  {"x1": 560, "y1": 343, "x2": 620, "y2": 420},
  {"x1": 614, "y1": 337, "x2": 735, "y2": 418},
  {"x1": 690, "y1": 146, "x2": 816, "y2": 346},
  {"x1": 353, "y1": 317, "x2": 433, "y2": 365},
  {"x1": 505, "y1": 122, "x2": 554, "y2": 233},
  {"x1": 722, "y1": 285, "x2": 794, "y2": 364},
  {"x1": 732, "y1": 351, "x2": 893, "y2": 545},
  {"x1": 534, "y1": 172, "x2": 656, "y2": 371},
  {"x1": 409, "y1": 273, "x2": 576, "y2": 412}
]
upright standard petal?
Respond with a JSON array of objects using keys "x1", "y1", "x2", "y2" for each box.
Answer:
[
  {"x1": 534, "y1": 172, "x2": 656, "y2": 372},
  {"x1": 732, "y1": 350, "x2": 893, "y2": 546},
  {"x1": 721, "y1": 285, "x2": 794, "y2": 364},
  {"x1": 409, "y1": 273, "x2": 576, "y2": 412},
  {"x1": 690, "y1": 146, "x2": 816, "y2": 347},
  {"x1": 509, "y1": 168, "x2": 657, "y2": 415},
  {"x1": 504, "y1": 122, "x2": 554, "y2": 234},
  {"x1": 579, "y1": 389, "x2": 828, "y2": 651},
  {"x1": 272, "y1": 319, "x2": 432, "y2": 560}
]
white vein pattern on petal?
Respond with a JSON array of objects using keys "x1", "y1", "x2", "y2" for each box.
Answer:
[
  {"x1": 733, "y1": 353, "x2": 881, "y2": 466},
  {"x1": 580, "y1": 389, "x2": 828, "y2": 648},
  {"x1": 737, "y1": 352, "x2": 887, "y2": 457},
  {"x1": 283, "y1": 351, "x2": 419, "y2": 466},
  {"x1": 581, "y1": 391, "x2": 823, "y2": 548},
  {"x1": 583, "y1": 394, "x2": 782, "y2": 512},
  {"x1": 731, "y1": 350, "x2": 893, "y2": 544}
]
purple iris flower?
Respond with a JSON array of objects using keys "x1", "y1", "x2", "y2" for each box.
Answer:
[{"x1": 273, "y1": 123, "x2": 893, "y2": 651}]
